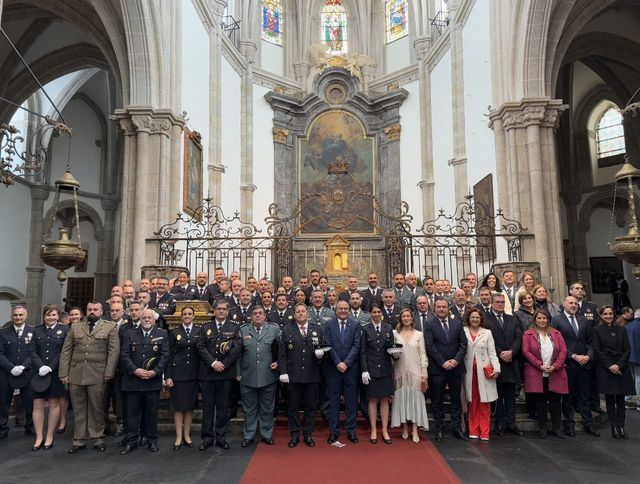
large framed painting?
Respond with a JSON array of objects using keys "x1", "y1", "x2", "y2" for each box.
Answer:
[
  {"x1": 298, "y1": 110, "x2": 375, "y2": 235},
  {"x1": 590, "y1": 256, "x2": 623, "y2": 293},
  {"x1": 473, "y1": 174, "x2": 495, "y2": 262},
  {"x1": 183, "y1": 128, "x2": 203, "y2": 220}
]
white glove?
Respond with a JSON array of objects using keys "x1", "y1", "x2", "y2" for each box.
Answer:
[
  {"x1": 279, "y1": 374, "x2": 290, "y2": 383},
  {"x1": 10, "y1": 366, "x2": 23, "y2": 376},
  {"x1": 361, "y1": 372, "x2": 371, "y2": 385},
  {"x1": 17, "y1": 365, "x2": 25, "y2": 371},
  {"x1": 314, "y1": 349, "x2": 324, "y2": 359},
  {"x1": 39, "y1": 366, "x2": 52, "y2": 376}
]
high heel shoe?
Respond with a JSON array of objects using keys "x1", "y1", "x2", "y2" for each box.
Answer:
[
  {"x1": 173, "y1": 441, "x2": 182, "y2": 451},
  {"x1": 56, "y1": 426, "x2": 66, "y2": 435},
  {"x1": 43, "y1": 443, "x2": 54, "y2": 450},
  {"x1": 401, "y1": 432, "x2": 409, "y2": 440},
  {"x1": 369, "y1": 437, "x2": 377, "y2": 444},
  {"x1": 412, "y1": 434, "x2": 420, "y2": 444},
  {"x1": 183, "y1": 440, "x2": 193, "y2": 448},
  {"x1": 32, "y1": 442, "x2": 43, "y2": 451},
  {"x1": 382, "y1": 435, "x2": 392, "y2": 445}
]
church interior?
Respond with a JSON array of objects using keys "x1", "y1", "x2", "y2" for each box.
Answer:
[{"x1": 1, "y1": 0, "x2": 639, "y2": 316}]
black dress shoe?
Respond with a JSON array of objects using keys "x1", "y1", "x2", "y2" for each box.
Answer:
[
  {"x1": 32, "y1": 443, "x2": 42, "y2": 452},
  {"x1": 120, "y1": 444, "x2": 136, "y2": 455},
  {"x1": 94, "y1": 443, "x2": 106, "y2": 452},
  {"x1": 241, "y1": 439, "x2": 253, "y2": 448},
  {"x1": 68, "y1": 445, "x2": 85, "y2": 454},
  {"x1": 288, "y1": 437, "x2": 299, "y2": 448},
  {"x1": 198, "y1": 440, "x2": 213, "y2": 451},
  {"x1": 435, "y1": 431, "x2": 444, "y2": 443},
  {"x1": 549, "y1": 430, "x2": 565, "y2": 439},
  {"x1": 611, "y1": 426, "x2": 621, "y2": 439},
  {"x1": 261, "y1": 437, "x2": 274, "y2": 445},
  {"x1": 43, "y1": 443, "x2": 54, "y2": 450},
  {"x1": 148, "y1": 442, "x2": 159, "y2": 452},
  {"x1": 382, "y1": 437, "x2": 392, "y2": 445},
  {"x1": 495, "y1": 425, "x2": 505, "y2": 436},
  {"x1": 617, "y1": 426, "x2": 629, "y2": 440},
  {"x1": 347, "y1": 433, "x2": 358, "y2": 443},
  {"x1": 173, "y1": 444, "x2": 182, "y2": 451},
  {"x1": 507, "y1": 426, "x2": 523, "y2": 437},
  {"x1": 304, "y1": 436, "x2": 315, "y2": 447},
  {"x1": 369, "y1": 438, "x2": 377, "y2": 444},
  {"x1": 56, "y1": 427, "x2": 66, "y2": 435},
  {"x1": 183, "y1": 441, "x2": 194, "y2": 448},
  {"x1": 564, "y1": 429, "x2": 576, "y2": 437},
  {"x1": 215, "y1": 440, "x2": 230, "y2": 450},
  {"x1": 327, "y1": 433, "x2": 339, "y2": 444},
  {"x1": 452, "y1": 429, "x2": 469, "y2": 441},
  {"x1": 584, "y1": 426, "x2": 600, "y2": 437},
  {"x1": 138, "y1": 437, "x2": 148, "y2": 447}
]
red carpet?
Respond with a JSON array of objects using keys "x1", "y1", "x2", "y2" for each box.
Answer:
[{"x1": 241, "y1": 424, "x2": 460, "y2": 484}]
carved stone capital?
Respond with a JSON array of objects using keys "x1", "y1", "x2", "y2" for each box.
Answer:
[
  {"x1": 239, "y1": 184, "x2": 257, "y2": 192},
  {"x1": 117, "y1": 118, "x2": 136, "y2": 136},
  {"x1": 413, "y1": 36, "x2": 432, "y2": 61},
  {"x1": 448, "y1": 157, "x2": 467, "y2": 167},
  {"x1": 113, "y1": 108, "x2": 185, "y2": 137},
  {"x1": 30, "y1": 185, "x2": 50, "y2": 202},
  {"x1": 383, "y1": 124, "x2": 401, "y2": 142},
  {"x1": 208, "y1": 163, "x2": 226, "y2": 174},
  {"x1": 489, "y1": 98, "x2": 566, "y2": 131},
  {"x1": 418, "y1": 180, "x2": 435, "y2": 189},
  {"x1": 273, "y1": 127, "x2": 290, "y2": 144},
  {"x1": 131, "y1": 114, "x2": 172, "y2": 136},
  {"x1": 239, "y1": 39, "x2": 258, "y2": 64},
  {"x1": 293, "y1": 62, "x2": 311, "y2": 80}
]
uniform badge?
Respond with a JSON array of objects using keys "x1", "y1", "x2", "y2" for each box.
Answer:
[
  {"x1": 177, "y1": 334, "x2": 182, "y2": 341},
  {"x1": 288, "y1": 315, "x2": 293, "y2": 320},
  {"x1": 450, "y1": 314, "x2": 455, "y2": 320},
  {"x1": 312, "y1": 331, "x2": 317, "y2": 336},
  {"x1": 288, "y1": 343, "x2": 293, "y2": 350},
  {"x1": 153, "y1": 345, "x2": 159, "y2": 352},
  {"x1": 56, "y1": 330, "x2": 62, "y2": 335},
  {"x1": 207, "y1": 329, "x2": 212, "y2": 336},
  {"x1": 244, "y1": 335, "x2": 252, "y2": 339}
]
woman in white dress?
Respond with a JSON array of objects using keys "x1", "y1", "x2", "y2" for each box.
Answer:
[{"x1": 391, "y1": 308, "x2": 429, "y2": 443}]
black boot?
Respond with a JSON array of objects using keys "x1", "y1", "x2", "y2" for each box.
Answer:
[
  {"x1": 611, "y1": 425, "x2": 621, "y2": 439},
  {"x1": 617, "y1": 426, "x2": 629, "y2": 440}
]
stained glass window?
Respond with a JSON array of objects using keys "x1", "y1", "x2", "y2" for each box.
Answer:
[
  {"x1": 261, "y1": 0, "x2": 283, "y2": 45},
  {"x1": 386, "y1": 0, "x2": 408, "y2": 43},
  {"x1": 596, "y1": 107, "x2": 626, "y2": 158},
  {"x1": 321, "y1": 0, "x2": 348, "y2": 55}
]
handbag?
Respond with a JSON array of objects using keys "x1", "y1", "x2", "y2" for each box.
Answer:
[{"x1": 483, "y1": 364, "x2": 494, "y2": 379}]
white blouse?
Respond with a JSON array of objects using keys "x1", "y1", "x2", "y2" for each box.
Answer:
[{"x1": 540, "y1": 333, "x2": 553, "y2": 377}]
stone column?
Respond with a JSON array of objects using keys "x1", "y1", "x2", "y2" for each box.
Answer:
[
  {"x1": 449, "y1": 2, "x2": 469, "y2": 204},
  {"x1": 239, "y1": 39, "x2": 257, "y2": 224},
  {"x1": 489, "y1": 98, "x2": 567, "y2": 291},
  {"x1": 94, "y1": 197, "x2": 118, "y2": 298},
  {"x1": 25, "y1": 185, "x2": 49, "y2": 317},
  {"x1": 414, "y1": 36, "x2": 436, "y2": 222},
  {"x1": 114, "y1": 108, "x2": 185, "y2": 281},
  {"x1": 293, "y1": 62, "x2": 311, "y2": 92}
]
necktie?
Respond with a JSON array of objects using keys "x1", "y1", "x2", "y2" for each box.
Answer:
[
  {"x1": 301, "y1": 326, "x2": 306, "y2": 337},
  {"x1": 88, "y1": 322, "x2": 95, "y2": 333},
  {"x1": 185, "y1": 327, "x2": 191, "y2": 337},
  {"x1": 441, "y1": 320, "x2": 449, "y2": 341},
  {"x1": 279, "y1": 312, "x2": 284, "y2": 318},
  {"x1": 340, "y1": 321, "x2": 346, "y2": 338},
  {"x1": 144, "y1": 331, "x2": 150, "y2": 340},
  {"x1": 506, "y1": 287, "x2": 512, "y2": 298},
  {"x1": 316, "y1": 309, "x2": 320, "y2": 319},
  {"x1": 242, "y1": 307, "x2": 247, "y2": 317},
  {"x1": 421, "y1": 313, "x2": 427, "y2": 327},
  {"x1": 16, "y1": 328, "x2": 22, "y2": 338},
  {"x1": 376, "y1": 325, "x2": 380, "y2": 334},
  {"x1": 429, "y1": 295, "x2": 434, "y2": 307},
  {"x1": 217, "y1": 322, "x2": 223, "y2": 332},
  {"x1": 497, "y1": 313, "x2": 504, "y2": 328},
  {"x1": 570, "y1": 315, "x2": 579, "y2": 336},
  {"x1": 353, "y1": 311, "x2": 358, "y2": 319},
  {"x1": 199, "y1": 287, "x2": 204, "y2": 297}
]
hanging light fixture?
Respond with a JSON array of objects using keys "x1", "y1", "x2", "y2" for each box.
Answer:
[{"x1": 40, "y1": 169, "x2": 86, "y2": 282}]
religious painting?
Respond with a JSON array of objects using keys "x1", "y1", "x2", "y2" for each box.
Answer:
[
  {"x1": 298, "y1": 110, "x2": 375, "y2": 235},
  {"x1": 590, "y1": 256, "x2": 623, "y2": 294},
  {"x1": 183, "y1": 128, "x2": 203, "y2": 221},
  {"x1": 261, "y1": 0, "x2": 283, "y2": 45},
  {"x1": 386, "y1": 0, "x2": 408, "y2": 43},
  {"x1": 321, "y1": 0, "x2": 348, "y2": 55},
  {"x1": 473, "y1": 174, "x2": 495, "y2": 262}
]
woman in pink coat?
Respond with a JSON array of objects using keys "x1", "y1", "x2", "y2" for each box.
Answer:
[{"x1": 522, "y1": 309, "x2": 569, "y2": 438}]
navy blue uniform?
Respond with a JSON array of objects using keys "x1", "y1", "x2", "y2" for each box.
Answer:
[{"x1": 31, "y1": 323, "x2": 69, "y2": 398}]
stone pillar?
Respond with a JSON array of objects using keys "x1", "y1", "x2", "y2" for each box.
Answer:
[
  {"x1": 94, "y1": 197, "x2": 118, "y2": 297},
  {"x1": 239, "y1": 39, "x2": 257, "y2": 224},
  {"x1": 114, "y1": 108, "x2": 185, "y2": 281},
  {"x1": 293, "y1": 62, "x2": 311, "y2": 92},
  {"x1": 25, "y1": 185, "x2": 49, "y2": 317},
  {"x1": 207, "y1": 0, "x2": 226, "y2": 199},
  {"x1": 414, "y1": 36, "x2": 436, "y2": 222},
  {"x1": 489, "y1": 98, "x2": 567, "y2": 291},
  {"x1": 449, "y1": 2, "x2": 468, "y2": 204}
]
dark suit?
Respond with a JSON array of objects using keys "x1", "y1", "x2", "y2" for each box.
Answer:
[
  {"x1": 195, "y1": 284, "x2": 220, "y2": 306},
  {"x1": 381, "y1": 306, "x2": 400, "y2": 326},
  {"x1": 278, "y1": 322, "x2": 325, "y2": 437},
  {"x1": 424, "y1": 316, "x2": 467, "y2": 430},
  {"x1": 197, "y1": 319, "x2": 241, "y2": 443},
  {"x1": 170, "y1": 284, "x2": 199, "y2": 301},
  {"x1": 551, "y1": 312, "x2": 594, "y2": 428},
  {"x1": 228, "y1": 305, "x2": 254, "y2": 326},
  {"x1": 485, "y1": 311, "x2": 522, "y2": 428},
  {"x1": 149, "y1": 292, "x2": 176, "y2": 328},
  {"x1": 449, "y1": 304, "x2": 471, "y2": 322},
  {"x1": 119, "y1": 326, "x2": 169, "y2": 445},
  {"x1": 0, "y1": 325, "x2": 34, "y2": 437},
  {"x1": 413, "y1": 311, "x2": 433, "y2": 332},
  {"x1": 360, "y1": 287, "x2": 383, "y2": 313},
  {"x1": 324, "y1": 317, "x2": 361, "y2": 435},
  {"x1": 268, "y1": 308, "x2": 295, "y2": 327}
]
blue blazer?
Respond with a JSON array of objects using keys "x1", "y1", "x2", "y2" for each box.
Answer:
[
  {"x1": 626, "y1": 319, "x2": 640, "y2": 365},
  {"x1": 424, "y1": 316, "x2": 467, "y2": 376},
  {"x1": 324, "y1": 316, "x2": 361, "y2": 376}
]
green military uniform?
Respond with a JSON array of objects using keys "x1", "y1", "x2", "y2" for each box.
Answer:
[
  {"x1": 59, "y1": 319, "x2": 119, "y2": 447},
  {"x1": 238, "y1": 322, "x2": 281, "y2": 441}
]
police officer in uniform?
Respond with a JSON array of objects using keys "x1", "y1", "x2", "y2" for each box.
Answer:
[
  {"x1": 0, "y1": 305, "x2": 35, "y2": 439},
  {"x1": 238, "y1": 307, "x2": 282, "y2": 447},
  {"x1": 170, "y1": 270, "x2": 199, "y2": 301},
  {"x1": 119, "y1": 308, "x2": 170, "y2": 454},
  {"x1": 278, "y1": 303, "x2": 327, "y2": 448},
  {"x1": 164, "y1": 306, "x2": 201, "y2": 450},
  {"x1": 197, "y1": 299, "x2": 241, "y2": 450},
  {"x1": 59, "y1": 300, "x2": 119, "y2": 453},
  {"x1": 229, "y1": 288, "x2": 254, "y2": 325},
  {"x1": 269, "y1": 293, "x2": 295, "y2": 327},
  {"x1": 149, "y1": 276, "x2": 176, "y2": 328}
]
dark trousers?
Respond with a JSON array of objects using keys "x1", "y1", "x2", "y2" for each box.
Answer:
[
  {"x1": 0, "y1": 380, "x2": 33, "y2": 436},
  {"x1": 590, "y1": 366, "x2": 600, "y2": 410},
  {"x1": 562, "y1": 365, "x2": 592, "y2": 428},
  {"x1": 201, "y1": 379, "x2": 232, "y2": 442},
  {"x1": 317, "y1": 365, "x2": 329, "y2": 416},
  {"x1": 123, "y1": 390, "x2": 159, "y2": 445},
  {"x1": 327, "y1": 371, "x2": 358, "y2": 434},
  {"x1": 429, "y1": 373, "x2": 462, "y2": 430},
  {"x1": 495, "y1": 381, "x2": 517, "y2": 428},
  {"x1": 287, "y1": 382, "x2": 318, "y2": 437},
  {"x1": 605, "y1": 394, "x2": 626, "y2": 427},
  {"x1": 534, "y1": 378, "x2": 562, "y2": 430},
  {"x1": 104, "y1": 372, "x2": 124, "y2": 429}
]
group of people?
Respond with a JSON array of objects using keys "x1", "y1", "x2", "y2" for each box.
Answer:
[{"x1": 0, "y1": 267, "x2": 637, "y2": 455}]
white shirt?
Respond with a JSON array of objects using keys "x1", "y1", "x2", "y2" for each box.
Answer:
[{"x1": 540, "y1": 333, "x2": 553, "y2": 377}]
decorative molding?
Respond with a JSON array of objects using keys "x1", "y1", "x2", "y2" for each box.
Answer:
[
  {"x1": 239, "y1": 184, "x2": 257, "y2": 192},
  {"x1": 221, "y1": 34, "x2": 247, "y2": 76},
  {"x1": 253, "y1": 67, "x2": 302, "y2": 93},
  {"x1": 191, "y1": 0, "x2": 226, "y2": 34},
  {"x1": 489, "y1": 98, "x2": 567, "y2": 131},
  {"x1": 426, "y1": 32, "x2": 451, "y2": 72},
  {"x1": 383, "y1": 124, "x2": 401, "y2": 142},
  {"x1": 448, "y1": 157, "x2": 467, "y2": 167},
  {"x1": 208, "y1": 163, "x2": 226, "y2": 174},
  {"x1": 272, "y1": 127, "x2": 290, "y2": 144},
  {"x1": 418, "y1": 180, "x2": 435, "y2": 189},
  {"x1": 113, "y1": 107, "x2": 185, "y2": 138},
  {"x1": 368, "y1": 64, "x2": 419, "y2": 91}
]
